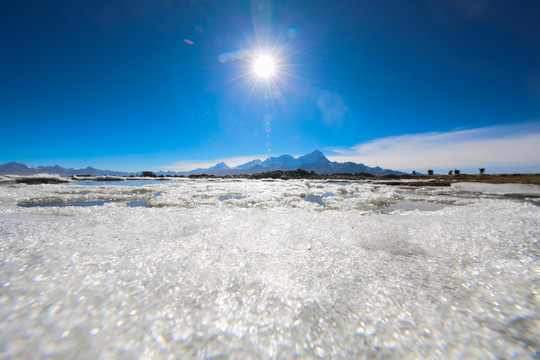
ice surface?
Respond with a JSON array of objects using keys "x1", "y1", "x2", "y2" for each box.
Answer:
[
  {"x1": 451, "y1": 182, "x2": 540, "y2": 196},
  {"x1": 1, "y1": 179, "x2": 539, "y2": 358},
  {"x1": 386, "y1": 200, "x2": 446, "y2": 212}
]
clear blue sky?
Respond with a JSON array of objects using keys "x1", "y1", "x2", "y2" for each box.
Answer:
[{"x1": 1, "y1": 0, "x2": 539, "y2": 173}]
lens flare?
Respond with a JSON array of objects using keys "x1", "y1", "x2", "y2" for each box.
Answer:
[{"x1": 254, "y1": 56, "x2": 275, "y2": 78}]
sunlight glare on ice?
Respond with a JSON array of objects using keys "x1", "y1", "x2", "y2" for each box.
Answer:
[{"x1": 0, "y1": 178, "x2": 539, "y2": 358}]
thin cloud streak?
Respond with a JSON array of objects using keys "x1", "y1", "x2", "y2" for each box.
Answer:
[
  {"x1": 317, "y1": 91, "x2": 349, "y2": 126},
  {"x1": 327, "y1": 123, "x2": 540, "y2": 173}
]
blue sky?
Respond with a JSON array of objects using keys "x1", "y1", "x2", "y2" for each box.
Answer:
[{"x1": 1, "y1": 0, "x2": 539, "y2": 173}]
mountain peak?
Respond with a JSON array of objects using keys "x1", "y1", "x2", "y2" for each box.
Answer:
[
  {"x1": 235, "y1": 159, "x2": 262, "y2": 170},
  {"x1": 208, "y1": 162, "x2": 230, "y2": 171},
  {"x1": 298, "y1": 149, "x2": 331, "y2": 165}
]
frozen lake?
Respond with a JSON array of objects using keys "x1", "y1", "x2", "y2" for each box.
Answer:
[{"x1": 1, "y1": 178, "x2": 539, "y2": 358}]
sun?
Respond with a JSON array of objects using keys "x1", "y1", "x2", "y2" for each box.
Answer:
[{"x1": 253, "y1": 55, "x2": 276, "y2": 79}]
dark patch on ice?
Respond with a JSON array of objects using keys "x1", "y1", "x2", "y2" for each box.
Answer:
[
  {"x1": 525, "y1": 198, "x2": 540, "y2": 207},
  {"x1": 501, "y1": 193, "x2": 540, "y2": 200},
  {"x1": 386, "y1": 200, "x2": 446, "y2": 212},
  {"x1": 126, "y1": 200, "x2": 148, "y2": 207},
  {"x1": 15, "y1": 177, "x2": 70, "y2": 185},
  {"x1": 501, "y1": 316, "x2": 540, "y2": 351},
  {"x1": 18, "y1": 200, "x2": 110, "y2": 208}
]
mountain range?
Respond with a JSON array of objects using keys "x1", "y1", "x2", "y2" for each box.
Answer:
[
  {"x1": 0, "y1": 162, "x2": 133, "y2": 177},
  {"x1": 0, "y1": 150, "x2": 403, "y2": 176}
]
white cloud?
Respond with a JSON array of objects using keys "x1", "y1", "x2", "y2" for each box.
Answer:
[
  {"x1": 161, "y1": 154, "x2": 270, "y2": 172},
  {"x1": 327, "y1": 123, "x2": 540, "y2": 173},
  {"x1": 160, "y1": 123, "x2": 540, "y2": 174}
]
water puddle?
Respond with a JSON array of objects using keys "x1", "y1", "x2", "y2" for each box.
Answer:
[
  {"x1": 218, "y1": 194, "x2": 247, "y2": 201},
  {"x1": 126, "y1": 200, "x2": 148, "y2": 207},
  {"x1": 19, "y1": 199, "x2": 155, "y2": 208},
  {"x1": 19, "y1": 200, "x2": 110, "y2": 208},
  {"x1": 72, "y1": 181, "x2": 127, "y2": 186},
  {"x1": 305, "y1": 194, "x2": 326, "y2": 207},
  {"x1": 305, "y1": 192, "x2": 336, "y2": 208},
  {"x1": 73, "y1": 180, "x2": 172, "y2": 186},
  {"x1": 386, "y1": 200, "x2": 446, "y2": 212}
]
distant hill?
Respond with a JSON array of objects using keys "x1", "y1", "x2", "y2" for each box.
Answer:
[{"x1": 0, "y1": 150, "x2": 403, "y2": 177}]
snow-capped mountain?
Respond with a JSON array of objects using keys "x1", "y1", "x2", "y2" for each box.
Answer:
[
  {"x1": 235, "y1": 159, "x2": 262, "y2": 169},
  {"x1": 261, "y1": 155, "x2": 299, "y2": 170},
  {"x1": 208, "y1": 162, "x2": 231, "y2": 171},
  {"x1": 190, "y1": 162, "x2": 230, "y2": 174},
  {"x1": 179, "y1": 150, "x2": 402, "y2": 176},
  {"x1": 0, "y1": 162, "x2": 133, "y2": 176}
]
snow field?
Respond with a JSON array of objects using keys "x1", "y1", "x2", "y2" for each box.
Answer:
[{"x1": 1, "y1": 179, "x2": 539, "y2": 358}]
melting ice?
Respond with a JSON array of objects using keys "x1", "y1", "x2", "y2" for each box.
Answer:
[{"x1": 0, "y1": 178, "x2": 539, "y2": 358}]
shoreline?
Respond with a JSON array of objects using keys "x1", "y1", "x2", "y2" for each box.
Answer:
[{"x1": 2, "y1": 171, "x2": 540, "y2": 186}]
